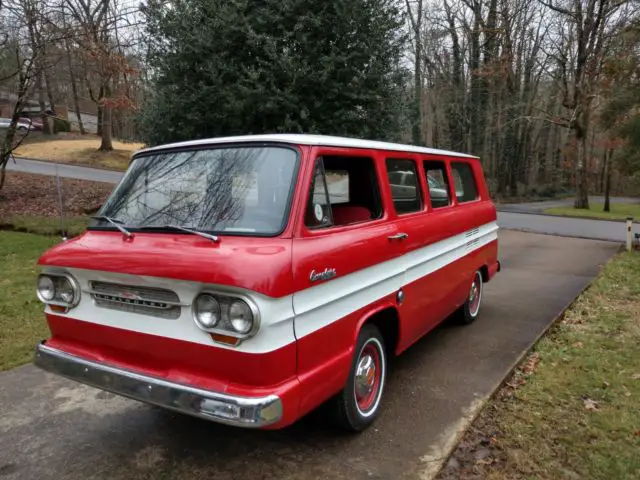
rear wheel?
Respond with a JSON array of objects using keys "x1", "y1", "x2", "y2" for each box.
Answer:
[
  {"x1": 330, "y1": 324, "x2": 386, "y2": 432},
  {"x1": 455, "y1": 270, "x2": 483, "y2": 325}
]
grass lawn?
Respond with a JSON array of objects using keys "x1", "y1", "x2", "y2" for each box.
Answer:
[
  {"x1": 439, "y1": 251, "x2": 640, "y2": 479},
  {"x1": 14, "y1": 135, "x2": 144, "y2": 171},
  {"x1": 545, "y1": 202, "x2": 640, "y2": 221},
  {"x1": 2, "y1": 214, "x2": 91, "y2": 237},
  {"x1": 0, "y1": 231, "x2": 57, "y2": 371}
]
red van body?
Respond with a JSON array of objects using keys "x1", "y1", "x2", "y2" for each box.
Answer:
[{"x1": 34, "y1": 135, "x2": 499, "y2": 431}]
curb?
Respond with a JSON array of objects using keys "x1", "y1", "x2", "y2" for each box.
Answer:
[
  {"x1": 498, "y1": 226, "x2": 622, "y2": 243},
  {"x1": 423, "y1": 251, "x2": 618, "y2": 480},
  {"x1": 497, "y1": 208, "x2": 634, "y2": 223}
]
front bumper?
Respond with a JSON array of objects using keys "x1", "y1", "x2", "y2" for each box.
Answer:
[{"x1": 34, "y1": 342, "x2": 283, "y2": 428}]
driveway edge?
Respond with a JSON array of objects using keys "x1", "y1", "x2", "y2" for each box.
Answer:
[
  {"x1": 416, "y1": 249, "x2": 620, "y2": 480},
  {"x1": 496, "y1": 208, "x2": 633, "y2": 223}
]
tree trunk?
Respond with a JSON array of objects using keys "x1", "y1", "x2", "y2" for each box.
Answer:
[
  {"x1": 598, "y1": 152, "x2": 606, "y2": 193},
  {"x1": 36, "y1": 72, "x2": 52, "y2": 135},
  {"x1": 44, "y1": 67, "x2": 55, "y2": 115},
  {"x1": 603, "y1": 149, "x2": 612, "y2": 212},
  {"x1": 0, "y1": 79, "x2": 30, "y2": 192},
  {"x1": 100, "y1": 106, "x2": 113, "y2": 151},
  {"x1": 573, "y1": 130, "x2": 590, "y2": 209},
  {"x1": 96, "y1": 104, "x2": 103, "y2": 136},
  {"x1": 407, "y1": 0, "x2": 423, "y2": 145},
  {"x1": 412, "y1": 51, "x2": 421, "y2": 145},
  {"x1": 65, "y1": 38, "x2": 86, "y2": 134},
  {"x1": 468, "y1": 1, "x2": 482, "y2": 154},
  {"x1": 99, "y1": 85, "x2": 113, "y2": 151},
  {"x1": 95, "y1": 86, "x2": 105, "y2": 136}
]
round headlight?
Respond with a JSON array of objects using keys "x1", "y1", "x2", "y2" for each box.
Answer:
[
  {"x1": 37, "y1": 276, "x2": 56, "y2": 301},
  {"x1": 229, "y1": 300, "x2": 253, "y2": 334},
  {"x1": 194, "y1": 294, "x2": 220, "y2": 328},
  {"x1": 58, "y1": 277, "x2": 75, "y2": 303}
]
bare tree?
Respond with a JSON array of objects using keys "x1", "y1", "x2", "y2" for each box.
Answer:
[
  {"x1": 538, "y1": 0, "x2": 633, "y2": 208},
  {"x1": 63, "y1": 0, "x2": 138, "y2": 150},
  {"x1": 405, "y1": 0, "x2": 424, "y2": 145},
  {"x1": 0, "y1": 0, "x2": 58, "y2": 191}
]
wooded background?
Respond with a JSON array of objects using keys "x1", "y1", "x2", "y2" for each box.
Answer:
[{"x1": 1, "y1": 0, "x2": 639, "y2": 204}]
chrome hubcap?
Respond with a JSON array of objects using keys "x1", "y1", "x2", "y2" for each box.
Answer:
[
  {"x1": 469, "y1": 273, "x2": 482, "y2": 316},
  {"x1": 355, "y1": 354, "x2": 376, "y2": 399},
  {"x1": 469, "y1": 281, "x2": 478, "y2": 302}
]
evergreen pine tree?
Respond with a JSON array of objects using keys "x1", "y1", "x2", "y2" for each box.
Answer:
[{"x1": 140, "y1": 0, "x2": 408, "y2": 145}]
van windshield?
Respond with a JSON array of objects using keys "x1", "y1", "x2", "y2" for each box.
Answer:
[{"x1": 93, "y1": 146, "x2": 299, "y2": 236}]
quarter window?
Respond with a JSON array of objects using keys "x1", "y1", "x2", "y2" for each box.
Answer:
[
  {"x1": 385, "y1": 159, "x2": 422, "y2": 214},
  {"x1": 451, "y1": 162, "x2": 479, "y2": 203},
  {"x1": 423, "y1": 160, "x2": 451, "y2": 209},
  {"x1": 306, "y1": 160, "x2": 333, "y2": 228}
]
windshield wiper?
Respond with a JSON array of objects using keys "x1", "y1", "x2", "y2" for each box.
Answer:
[
  {"x1": 91, "y1": 215, "x2": 134, "y2": 238},
  {"x1": 139, "y1": 224, "x2": 220, "y2": 243}
]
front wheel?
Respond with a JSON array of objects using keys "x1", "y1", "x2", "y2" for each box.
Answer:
[
  {"x1": 330, "y1": 324, "x2": 387, "y2": 432},
  {"x1": 455, "y1": 270, "x2": 483, "y2": 325}
]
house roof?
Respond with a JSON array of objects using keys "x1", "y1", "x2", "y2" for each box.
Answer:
[{"x1": 137, "y1": 134, "x2": 479, "y2": 159}]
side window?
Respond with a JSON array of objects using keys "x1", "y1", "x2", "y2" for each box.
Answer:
[
  {"x1": 305, "y1": 156, "x2": 381, "y2": 229},
  {"x1": 451, "y1": 162, "x2": 479, "y2": 203},
  {"x1": 305, "y1": 159, "x2": 333, "y2": 229},
  {"x1": 326, "y1": 170, "x2": 349, "y2": 204},
  {"x1": 385, "y1": 159, "x2": 422, "y2": 214},
  {"x1": 423, "y1": 160, "x2": 451, "y2": 209}
]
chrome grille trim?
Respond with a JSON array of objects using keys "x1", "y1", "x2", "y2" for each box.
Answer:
[{"x1": 88, "y1": 281, "x2": 183, "y2": 319}]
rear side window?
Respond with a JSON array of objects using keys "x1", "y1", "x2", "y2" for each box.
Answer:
[
  {"x1": 423, "y1": 160, "x2": 451, "y2": 209},
  {"x1": 386, "y1": 159, "x2": 422, "y2": 214},
  {"x1": 451, "y1": 162, "x2": 479, "y2": 203}
]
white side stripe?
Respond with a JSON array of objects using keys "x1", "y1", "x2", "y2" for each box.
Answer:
[
  {"x1": 42, "y1": 221, "x2": 498, "y2": 354},
  {"x1": 292, "y1": 222, "x2": 498, "y2": 339}
]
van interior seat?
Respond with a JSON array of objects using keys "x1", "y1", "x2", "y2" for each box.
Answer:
[{"x1": 331, "y1": 205, "x2": 371, "y2": 225}]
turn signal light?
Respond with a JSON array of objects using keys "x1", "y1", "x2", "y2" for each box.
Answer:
[
  {"x1": 210, "y1": 333, "x2": 241, "y2": 346},
  {"x1": 49, "y1": 305, "x2": 68, "y2": 313}
]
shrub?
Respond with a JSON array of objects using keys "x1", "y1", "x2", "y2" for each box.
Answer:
[{"x1": 53, "y1": 117, "x2": 71, "y2": 133}]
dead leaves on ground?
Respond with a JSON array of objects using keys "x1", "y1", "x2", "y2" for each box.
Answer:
[
  {"x1": 0, "y1": 172, "x2": 112, "y2": 219},
  {"x1": 582, "y1": 397, "x2": 600, "y2": 411},
  {"x1": 502, "y1": 352, "x2": 541, "y2": 396}
]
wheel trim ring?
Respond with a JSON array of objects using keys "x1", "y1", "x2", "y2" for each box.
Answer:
[
  {"x1": 353, "y1": 338, "x2": 385, "y2": 417},
  {"x1": 469, "y1": 272, "x2": 482, "y2": 317}
]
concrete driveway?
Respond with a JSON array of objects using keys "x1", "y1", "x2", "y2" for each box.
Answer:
[{"x1": 0, "y1": 230, "x2": 619, "y2": 480}]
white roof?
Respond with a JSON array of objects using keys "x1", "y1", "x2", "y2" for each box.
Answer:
[{"x1": 137, "y1": 134, "x2": 478, "y2": 159}]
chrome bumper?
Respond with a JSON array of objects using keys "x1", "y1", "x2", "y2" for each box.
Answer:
[{"x1": 34, "y1": 342, "x2": 283, "y2": 428}]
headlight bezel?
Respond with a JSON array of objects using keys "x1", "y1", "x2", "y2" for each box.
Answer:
[
  {"x1": 36, "y1": 273, "x2": 81, "y2": 309},
  {"x1": 192, "y1": 290, "x2": 260, "y2": 340}
]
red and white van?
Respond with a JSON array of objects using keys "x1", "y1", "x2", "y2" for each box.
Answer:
[{"x1": 34, "y1": 134, "x2": 499, "y2": 431}]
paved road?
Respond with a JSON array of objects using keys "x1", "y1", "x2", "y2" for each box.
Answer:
[
  {"x1": 497, "y1": 195, "x2": 639, "y2": 214},
  {"x1": 497, "y1": 211, "x2": 636, "y2": 242},
  {"x1": 0, "y1": 231, "x2": 618, "y2": 480},
  {"x1": 7, "y1": 157, "x2": 123, "y2": 183}
]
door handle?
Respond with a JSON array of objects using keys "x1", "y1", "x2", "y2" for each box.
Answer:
[{"x1": 388, "y1": 233, "x2": 409, "y2": 240}]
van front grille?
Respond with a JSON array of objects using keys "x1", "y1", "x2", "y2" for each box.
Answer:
[{"x1": 89, "y1": 281, "x2": 182, "y2": 319}]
